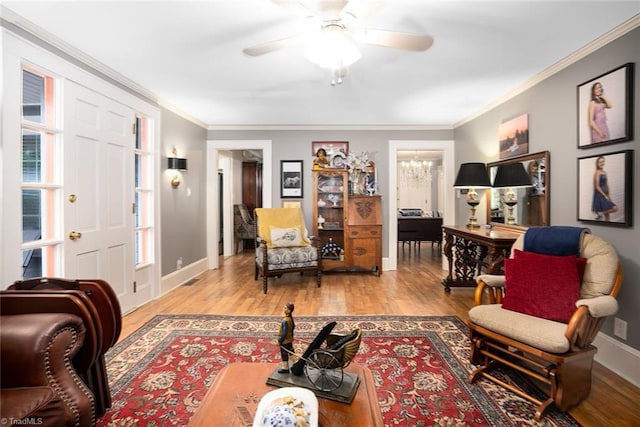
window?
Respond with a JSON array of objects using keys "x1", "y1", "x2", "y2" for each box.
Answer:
[
  {"x1": 21, "y1": 69, "x2": 62, "y2": 278},
  {"x1": 134, "y1": 116, "x2": 154, "y2": 266}
]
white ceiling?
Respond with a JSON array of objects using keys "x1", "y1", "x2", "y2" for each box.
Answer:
[{"x1": 2, "y1": 1, "x2": 639, "y2": 128}]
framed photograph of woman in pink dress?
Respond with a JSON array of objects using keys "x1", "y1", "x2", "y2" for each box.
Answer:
[
  {"x1": 577, "y1": 63, "x2": 634, "y2": 148},
  {"x1": 577, "y1": 150, "x2": 633, "y2": 227}
]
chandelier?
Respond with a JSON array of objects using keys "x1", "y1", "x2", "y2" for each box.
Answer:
[
  {"x1": 400, "y1": 159, "x2": 432, "y2": 185},
  {"x1": 304, "y1": 24, "x2": 362, "y2": 85}
]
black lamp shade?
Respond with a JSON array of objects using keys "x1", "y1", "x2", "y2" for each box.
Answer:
[
  {"x1": 493, "y1": 163, "x2": 532, "y2": 188},
  {"x1": 167, "y1": 157, "x2": 188, "y2": 170},
  {"x1": 454, "y1": 162, "x2": 491, "y2": 188}
]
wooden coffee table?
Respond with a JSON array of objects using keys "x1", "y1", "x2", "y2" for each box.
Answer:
[{"x1": 188, "y1": 362, "x2": 383, "y2": 427}]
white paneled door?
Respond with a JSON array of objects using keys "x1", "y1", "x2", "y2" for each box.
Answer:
[{"x1": 64, "y1": 81, "x2": 137, "y2": 313}]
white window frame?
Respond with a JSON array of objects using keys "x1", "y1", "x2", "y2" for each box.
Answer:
[{"x1": 20, "y1": 66, "x2": 64, "y2": 278}]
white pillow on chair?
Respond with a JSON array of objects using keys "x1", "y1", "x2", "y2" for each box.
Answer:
[{"x1": 269, "y1": 226, "x2": 306, "y2": 247}]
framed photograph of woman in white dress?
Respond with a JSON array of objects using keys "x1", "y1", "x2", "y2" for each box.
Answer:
[{"x1": 577, "y1": 63, "x2": 634, "y2": 148}]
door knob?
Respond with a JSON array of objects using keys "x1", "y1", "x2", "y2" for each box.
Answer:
[{"x1": 69, "y1": 231, "x2": 82, "y2": 241}]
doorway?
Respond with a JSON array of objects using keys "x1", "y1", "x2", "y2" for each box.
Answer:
[
  {"x1": 206, "y1": 140, "x2": 273, "y2": 270},
  {"x1": 396, "y1": 150, "x2": 444, "y2": 263},
  {"x1": 387, "y1": 140, "x2": 455, "y2": 271}
]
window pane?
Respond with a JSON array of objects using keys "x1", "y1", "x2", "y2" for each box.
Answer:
[
  {"x1": 135, "y1": 191, "x2": 151, "y2": 228},
  {"x1": 135, "y1": 229, "x2": 150, "y2": 265},
  {"x1": 22, "y1": 189, "x2": 56, "y2": 241},
  {"x1": 22, "y1": 70, "x2": 54, "y2": 126},
  {"x1": 23, "y1": 70, "x2": 44, "y2": 123},
  {"x1": 22, "y1": 70, "x2": 55, "y2": 126},
  {"x1": 22, "y1": 189, "x2": 42, "y2": 242},
  {"x1": 22, "y1": 130, "x2": 56, "y2": 183},
  {"x1": 135, "y1": 192, "x2": 141, "y2": 227},
  {"x1": 136, "y1": 116, "x2": 149, "y2": 151},
  {"x1": 135, "y1": 117, "x2": 141, "y2": 150},
  {"x1": 22, "y1": 130, "x2": 42, "y2": 182},
  {"x1": 135, "y1": 230, "x2": 141, "y2": 265},
  {"x1": 23, "y1": 247, "x2": 43, "y2": 278},
  {"x1": 135, "y1": 154, "x2": 142, "y2": 187},
  {"x1": 135, "y1": 152, "x2": 151, "y2": 188},
  {"x1": 22, "y1": 245, "x2": 58, "y2": 279}
]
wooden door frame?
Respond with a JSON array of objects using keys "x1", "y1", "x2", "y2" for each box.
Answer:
[{"x1": 206, "y1": 140, "x2": 272, "y2": 270}]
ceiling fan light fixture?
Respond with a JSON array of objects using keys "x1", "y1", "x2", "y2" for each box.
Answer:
[{"x1": 303, "y1": 26, "x2": 362, "y2": 70}]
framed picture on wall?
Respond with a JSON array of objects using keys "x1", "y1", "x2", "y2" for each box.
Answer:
[
  {"x1": 281, "y1": 160, "x2": 303, "y2": 199},
  {"x1": 577, "y1": 150, "x2": 633, "y2": 227},
  {"x1": 577, "y1": 63, "x2": 634, "y2": 148},
  {"x1": 311, "y1": 141, "x2": 348, "y2": 157},
  {"x1": 498, "y1": 113, "x2": 529, "y2": 159}
]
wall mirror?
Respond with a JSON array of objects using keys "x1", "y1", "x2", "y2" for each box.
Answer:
[{"x1": 487, "y1": 151, "x2": 550, "y2": 227}]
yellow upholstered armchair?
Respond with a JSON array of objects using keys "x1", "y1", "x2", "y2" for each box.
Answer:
[
  {"x1": 467, "y1": 227, "x2": 622, "y2": 420},
  {"x1": 234, "y1": 204, "x2": 256, "y2": 253},
  {"x1": 254, "y1": 207, "x2": 321, "y2": 294}
]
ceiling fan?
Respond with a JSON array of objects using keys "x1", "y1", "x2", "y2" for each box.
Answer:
[{"x1": 242, "y1": 0, "x2": 434, "y2": 85}]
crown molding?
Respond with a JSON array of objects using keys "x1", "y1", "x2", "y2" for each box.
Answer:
[
  {"x1": 455, "y1": 13, "x2": 640, "y2": 128},
  {"x1": 157, "y1": 98, "x2": 208, "y2": 129},
  {"x1": 206, "y1": 124, "x2": 454, "y2": 131},
  {"x1": 1, "y1": 6, "x2": 157, "y2": 104}
]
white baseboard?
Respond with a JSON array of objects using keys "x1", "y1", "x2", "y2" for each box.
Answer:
[
  {"x1": 593, "y1": 332, "x2": 640, "y2": 388},
  {"x1": 160, "y1": 257, "x2": 209, "y2": 296}
]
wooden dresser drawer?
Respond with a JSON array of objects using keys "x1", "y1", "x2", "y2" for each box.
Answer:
[{"x1": 348, "y1": 226, "x2": 381, "y2": 238}]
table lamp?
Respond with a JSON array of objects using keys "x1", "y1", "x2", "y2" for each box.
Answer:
[
  {"x1": 492, "y1": 163, "x2": 533, "y2": 225},
  {"x1": 454, "y1": 163, "x2": 491, "y2": 228}
]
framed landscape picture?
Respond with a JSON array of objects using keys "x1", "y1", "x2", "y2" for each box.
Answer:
[
  {"x1": 280, "y1": 160, "x2": 303, "y2": 199},
  {"x1": 577, "y1": 63, "x2": 634, "y2": 148},
  {"x1": 577, "y1": 150, "x2": 633, "y2": 227},
  {"x1": 498, "y1": 113, "x2": 529, "y2": 159}
]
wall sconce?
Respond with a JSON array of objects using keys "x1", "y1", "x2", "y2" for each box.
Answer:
[
  {"x1": 454, "y1": 162, "x2": 491, "y2": 228},
  {"x1": 492, "y1": 163, "x2": 533, "y2": 225},
  {"x1": 167, "y1": 149, "x2": 188, "y2": 189}
]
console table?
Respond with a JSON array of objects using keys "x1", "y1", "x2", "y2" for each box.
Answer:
[{"x1": 441, "y1": 225, "x2": 523, "y2": 292}]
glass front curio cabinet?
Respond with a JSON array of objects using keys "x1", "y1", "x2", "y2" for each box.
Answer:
[{"x1": 312, "y1": 169, "x2": 382, "y2": 275}]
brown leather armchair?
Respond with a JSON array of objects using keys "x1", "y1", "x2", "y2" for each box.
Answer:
[
  {"x1": 0, "y1": 312, "x2": 95, "y2": 426},
  {"x1": 3, "y1": 277, "x2": 122, "y2": 417}
]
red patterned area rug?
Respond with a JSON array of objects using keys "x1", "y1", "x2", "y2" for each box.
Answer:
[{"x1": 98, "y1": 315, "x2": 579, "y2": 426}]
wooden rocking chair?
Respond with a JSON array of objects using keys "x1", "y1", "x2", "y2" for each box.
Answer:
[{"x1": 467, "y1": 228, "x2": 622, "y2": 420}]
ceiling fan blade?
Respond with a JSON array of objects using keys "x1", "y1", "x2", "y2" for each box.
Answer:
[
  {"x1": 270, "y1": 0, "x2": 314, "y2": 16},
  {"x1": 316, "y1": 0, "x2": 349, "y2": 20},
  {"x1": 242, "y1": 35, "x2": 306, "y2": 56},
  {"x1": 340, "y1": 0, "x2": 384, "y2": 24},
  {"x1": 354, "y1": 28, "x2": 434, "y2": 51}
]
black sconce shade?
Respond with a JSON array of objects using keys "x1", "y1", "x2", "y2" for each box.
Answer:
[{"x1": 167, "y1": 157, "x2": 188, "y2": 170}]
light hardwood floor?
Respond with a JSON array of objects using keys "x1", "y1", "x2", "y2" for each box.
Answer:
[{"x1": 120, "y1": 246, "x2": 640, "y2": 426}]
